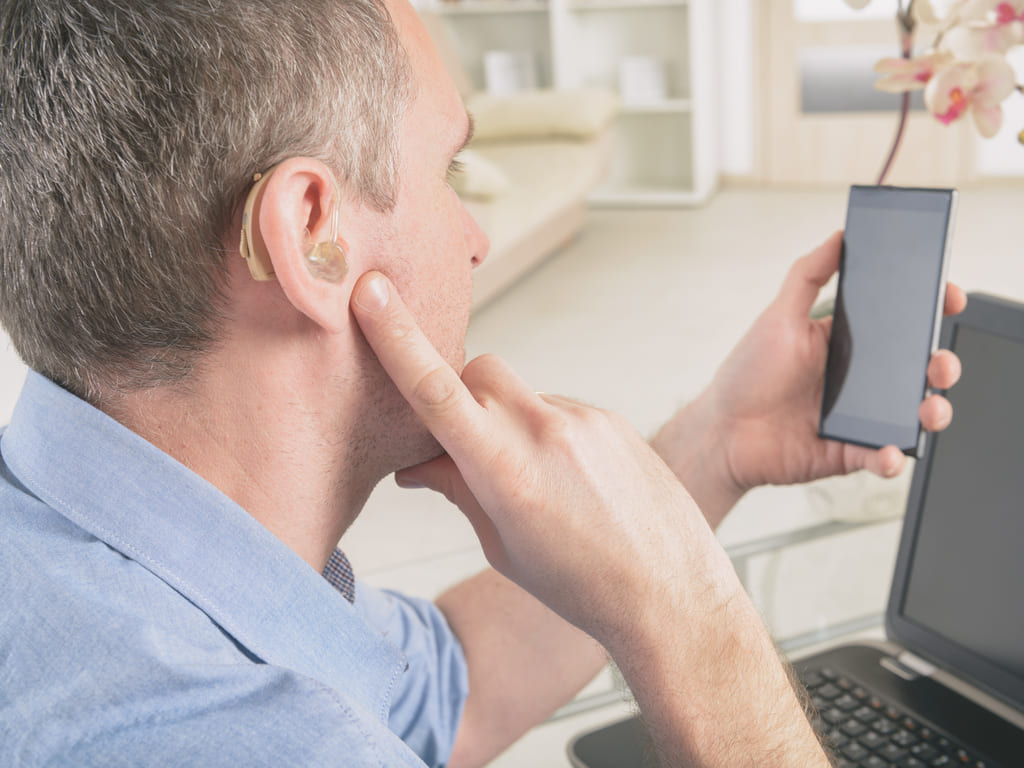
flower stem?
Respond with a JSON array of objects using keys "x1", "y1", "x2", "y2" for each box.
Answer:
[
  {"x1": 876, "y1": 11, "x2": 916, "y2": 185},
  {"x1": 877, "y1": 92, "x2": 911, "y2": 185}
]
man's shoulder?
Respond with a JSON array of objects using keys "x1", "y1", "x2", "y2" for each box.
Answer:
[
  {"x1": 0, "y1": 469, "x2": 249, "y2": 680},
  {"x1": 0, "y1": 489, "x2": 427, "y2": 766}
]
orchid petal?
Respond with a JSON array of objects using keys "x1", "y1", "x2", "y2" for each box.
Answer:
[
  {"x1": 972, "y1": 102, "x2": 1004, "y2": 135},
  {"x1": 913, "y1": 0, "x2": 944, "y2": 24},
  {"x1": 874, "y1": 57, "x2": 918, "y2": 74},
  {"x1": 873, "y1": 52, "x2": 952, "y2": 92},
  {"x1": 972, "y1": 54, "x2": 1017, "y2": 104},
  {"x1": 958, "y1": 0, "x2": 1004, "y2": 21},
  {"x1": 925, "y1": 62, "x2": 973, "y2": 117}
]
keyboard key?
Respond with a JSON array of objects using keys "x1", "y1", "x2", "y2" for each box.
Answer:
[
  {"x1": 822, "y1": 727, "x2": 848, "y2": 748},
  {"x1": 878, "y1": 744, "x2": 908, "y2": 761},
  {"x1": 818, "y1": 683, "x2": 842, "y2": 700},
  {"x1": 841, "y1": 720, "x2": 868, "y2": 737},
  {"x1": 862, "y1": 756, "x2": 891, "y2": 768},
  {"x1": 836, "y1": 676, "x2": 853, "y2": 690},
  {"x1": 899, "y1": 759, "x2": 927, "y2": 768},
  {"x1": 854, "y1": 706, "x2": 878, "y2": 723},
  {"x1": 852, "y1": 686, "x2": 870, "y2": 700},
  {"x1": 841, "y1": 741, "x2": 870, "y2": 761},
  {"x1": 823, "y1": 708, "x2": 847, "y2": 725},
  {"x1": 892, "y1": 729, "x2": 920, "y2": 748},
  {"x1": 910, "y1": 744, "x2": 939, "y2": 762},
  {"x1": 931, "y1": 757, "x2": 952, "y2": 766},
  {"x1": 858, "y1": 730, "x2": 887, "y2": 750},
  {"x1": 874, "y1": 719, "x2": 898, "y2": 735},
  {"x1": 835, "y1": 694, "x2": 860, "y2": 711},
  {"x1": 821, "y1": 667, "x2": 839, "y2": 680}
]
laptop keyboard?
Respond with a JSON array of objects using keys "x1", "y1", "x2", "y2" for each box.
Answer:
[{"x1": 801, "y1": 666, "x2": 1001, "y2": 768}]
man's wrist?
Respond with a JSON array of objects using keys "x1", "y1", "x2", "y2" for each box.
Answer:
[{"x1": 650, "y1": 391, "x2": 747, "y2": 529}]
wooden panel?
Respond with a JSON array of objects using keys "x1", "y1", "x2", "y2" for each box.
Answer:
[{"x1": 758, "y1": 0, "x2": 974, "y2": 187}]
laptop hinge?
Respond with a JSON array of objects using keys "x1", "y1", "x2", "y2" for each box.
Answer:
[
  {"x1": 880, "y1": 651, "x2": 937, "y2": 681},
  {"x1": 881, "y1": 651, "x2": 937, "y2": 680},
  {"x1": 898, "y1": 651, "x2": 937, "y2": 677}
]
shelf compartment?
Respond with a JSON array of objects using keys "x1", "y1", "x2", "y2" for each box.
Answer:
[
  {"x1": 438, "y1": 10, "x2": 554, "y2": 91},
  {"x1": 595, "y1": 110, "x2": 694, "y2": 201},
  {"x1": 558, "y1": 3, "x2": 690, "y2": 101}
]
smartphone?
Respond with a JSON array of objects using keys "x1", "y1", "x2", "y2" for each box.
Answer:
[{"x1": 819, "y1": 185, "x2": 957, "y2": 457}]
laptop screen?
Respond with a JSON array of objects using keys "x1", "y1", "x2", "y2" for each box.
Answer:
[{"x1": 891, "y1": 298, "x2": 1024, "y2": 709}]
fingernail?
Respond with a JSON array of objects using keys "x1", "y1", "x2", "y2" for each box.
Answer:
[{"x1": 355, "y1": 275, "x2": 389, "y2": 313}]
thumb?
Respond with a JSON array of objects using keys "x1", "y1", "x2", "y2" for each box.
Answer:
[
  {"x1": 396, "y1": 455, "x2": 509, "y2": 572},
  {"x1": 396, "y1": 453, "x2": 463, "y2": 498},
  {"x1": 778, "y1": 230, "x2": 843, "y2": 317}
]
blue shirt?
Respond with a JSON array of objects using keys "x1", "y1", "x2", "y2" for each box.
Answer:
[{"x1": 0, "y1": 372, "x2": 469, "y2": 766}]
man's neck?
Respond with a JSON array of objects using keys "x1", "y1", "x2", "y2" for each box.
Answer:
[{"x1": 100, "y1": 353, "x2": 379, "y2": 573}]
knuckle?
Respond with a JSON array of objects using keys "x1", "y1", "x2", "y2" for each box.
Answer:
[
  {"x1": 412, "y1": 365, "x2": 461, "y2": 413},
  {"x1": 536, "y1": 408, "x2": 575, "y2": 445},
  {"x1": 383, "y1": 312, "x2": 416, "y2": 344}
]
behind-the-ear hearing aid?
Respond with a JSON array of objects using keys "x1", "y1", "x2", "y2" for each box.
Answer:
[{"x1": 238, "y1": 165, "x2": 349, "y2": 283}]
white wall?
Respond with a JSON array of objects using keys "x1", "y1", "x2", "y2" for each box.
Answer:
[
  {"x1": 1, "y1": 332, "x2": 28, "y2": 425},
  {"x1": 714, "y1": 0, "x2": 756, "y2": 177}
]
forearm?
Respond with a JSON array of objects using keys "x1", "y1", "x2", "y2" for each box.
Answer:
[
  {"x1": 650, "y1": 389, "x2": 745, "y2": 530},
  {"x1": 606, "y1": 534, "x2": 828, "y2": 767},
  {"x1": 437, "y1": 568, "x2": 607, "y2": 768}
]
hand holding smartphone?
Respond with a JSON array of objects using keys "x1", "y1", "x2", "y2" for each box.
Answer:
[{"x1": 819, "y1": 185, "x2": 957, "y2": 457}]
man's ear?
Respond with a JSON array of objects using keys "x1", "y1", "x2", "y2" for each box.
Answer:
[{"x1": 247, "y1": 157, "x2": 357, "y2": 333}]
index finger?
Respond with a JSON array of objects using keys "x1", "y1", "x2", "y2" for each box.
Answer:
[{"x1": 350, "y1": 271, "x2": 485, "y2": 448}]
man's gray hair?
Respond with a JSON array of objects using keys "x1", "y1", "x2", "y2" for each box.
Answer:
[{"x1": 0, "y1": 0, "x2": 412, "y2": 402}]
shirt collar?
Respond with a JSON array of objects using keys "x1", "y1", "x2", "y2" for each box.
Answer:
[{"x1": 0, "y1": 371, "x2": 406, "y2": 724}]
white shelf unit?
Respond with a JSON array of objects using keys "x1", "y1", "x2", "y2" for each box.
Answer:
[{"x1": 430, "y1": 0, "x2": 717, "y2": 206}]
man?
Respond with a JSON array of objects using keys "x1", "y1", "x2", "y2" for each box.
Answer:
[{"x1": 0, "y1": 0, "x2": 963, "y2": 766}]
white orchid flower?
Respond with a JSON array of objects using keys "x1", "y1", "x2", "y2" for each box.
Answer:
[{"x1": 924, "y1": 54, "x2": 1016, "y2": 135}]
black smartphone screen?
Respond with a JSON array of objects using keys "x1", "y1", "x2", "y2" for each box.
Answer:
[{"x1": 819, "y1": 185, "x2": 956, "y2": 456}]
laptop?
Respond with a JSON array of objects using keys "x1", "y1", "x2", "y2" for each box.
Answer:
[{"x1": 569, "y1": 292, "x2": 1024, "y2": 768}]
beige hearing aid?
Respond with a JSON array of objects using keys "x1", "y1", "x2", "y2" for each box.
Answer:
[{"x1": 239, "y1": 165, "x2": 348, "y2": 283}]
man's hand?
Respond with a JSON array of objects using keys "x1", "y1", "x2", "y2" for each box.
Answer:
[
  {"x1": 652, "y1": 230, "x2": 966, "y2": 527},
  {"x1": 350, "y1": 271, "x2": 713, "y2": 642},
  {"x1": 351, "y1": 273, "x2": 831, "y2": 767}
]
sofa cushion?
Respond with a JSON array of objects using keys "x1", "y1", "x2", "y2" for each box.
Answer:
[{"x1": 467, "y1": 88, "x2": 619, "y2": 141}]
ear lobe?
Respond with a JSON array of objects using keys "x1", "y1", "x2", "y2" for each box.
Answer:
[{"x1": 249, "y1": 158, "x2": 354, "y2": 334}]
